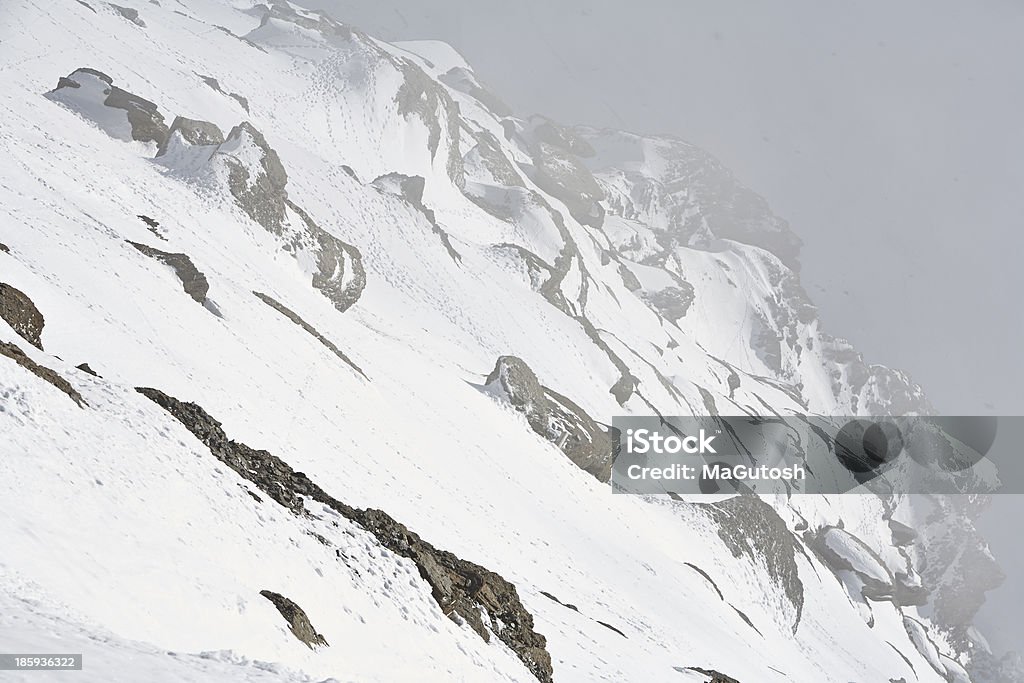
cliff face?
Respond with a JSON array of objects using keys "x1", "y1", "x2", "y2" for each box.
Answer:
[{"x1": 0, "y1": 0, "x2": 1007, "y2": 681}]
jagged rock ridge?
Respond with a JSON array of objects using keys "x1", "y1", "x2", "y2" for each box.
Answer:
[{"x1": 136, "y1": 387, "x2": 554, "y2": 683}]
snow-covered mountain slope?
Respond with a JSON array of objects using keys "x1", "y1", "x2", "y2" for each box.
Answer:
[{"x1": 0, "y1": 0, "x2": 1010, "y2": 680}]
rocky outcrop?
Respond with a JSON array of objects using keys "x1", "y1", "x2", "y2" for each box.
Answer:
[
  {"x1": 681, "y1": 668, "x2": 742, "y2": 683},
  {"x1": 485, "y1": 356, "x2": 612, "y2": 482},
  {"x1": 108, "y1": 4, "x2": 146, "y2": 27},
  {"x1": 394, "y1": 61, "x2": 464, "y2": 187},
  {"x1": 259, "y1": 590, "x2": 328, "y2": 650},
  {"x1": 46, "y1": 69, "x2": 168, "y2": 146},
  {"x1": 578, "y1": 127, "x2": 802, "y2": 270},
  {"x1": 640, "y1": 284, "x2": 695, "y2": 323},
  {"x1": 527, "y1": 141, "x2": 605, "y2": 228},
  {"x1": 463, "y1": 131, "x2": 525, "y2": 189},
  {"x1": 539, "y1": 590, "x2": 627, "y2": 638},
  {"x1": 158, "y1": 120, "x2": 365, "y2": 312},
  {"x1": 372, "y1": 173, "x2": 461, "y2": 262},
  {"x1": 220, "y1": 122, "x2": 289, "y2": 234},
  {"x1": 909, "y1": 495, "x2": 1004, "y2": 651},
  {"x1": 439, "y1": 67, "x2": 512, "y2": 117},
  {"x1": 76, "y1": 362, "x2": 100, "y2": 377},
  {"x1": 1, "y1": 342, "x2": 86, "y2": 407},
  {"x1": 701, "y1": 495, "x2": 803, "y2": 633},
  {"x1": 902, "y1": 615, "x2": 946, "y2": 677},
  {"x1": 804, "y1": 526, "x2": 928, "y2": 607},
  {"x1": 197, "y1": 75, "x2": 250, "y2": 112},
  {"x1": 287, "y1": 201, "x2": 367, "y2": 312},
  {"x1": 136, "y1": 387, "x2": 553, "y2": 683},
  {"x1": 253, "y1": 291, "x2": 366, "y2": 378},
  {"x1": 157, "y1": 116, "x2": 224, "y2": 156},
  {"x1": 127, "y1": 241, "x2": 210, "y2": 304},
  {"x1": 137, "y1": 214, "x2": 166, "y2": 240},
  {"x1": 500, "y1": 117, "x2": 606, "y2": 228},
  {"x1": 0, "y1": 283, "x2": 45, "y2": 350}
]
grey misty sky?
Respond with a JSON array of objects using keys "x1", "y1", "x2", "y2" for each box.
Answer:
[{"x1": 299, "y1": 0, "x2": 1024, "y2": 655}]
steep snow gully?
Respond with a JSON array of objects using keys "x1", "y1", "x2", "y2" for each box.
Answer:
[{"x1": 0, "y1": 0, "x2": 1016, "y2": 681}]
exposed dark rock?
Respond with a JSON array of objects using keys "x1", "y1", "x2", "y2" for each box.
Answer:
[
  {"x1": 595, "y1": 620, "x2": 626, "y2": 638},
  {"x1": 259, "y1": 590, "x2": 328, "y2": 650},
  {"x1": 158, "y1": 116, "x2": 224, "y2": 156},
  {"x1": 393, "y1": 60, "x2": 464, "y2": 186},
  {"x1": 577, "y1": 127, "x2": 802, "y2": 270},
  {"x1": 108, "y1": 3, "x2": 146, "y2": 27},
  {"x1": 888, "y1": 518, "x2": 917, "y2": 547},
  {"x1": 46, "y1": 69, "x2": 168, "y2": 146},
  {"x1": 198, "y1": 75, "x2": 250, "y2": 112},
  {"x1": 199, "y1": 74, "x2": 221, "y2": 93},
  {"x1": 805, "y1": 525, "x2": 929, "y2": 608},
  {"x1": 641, "y1": 284, "x2": 695, "y2": 323},
  {"x1": 538, "y1": 590, "x2": 625, "y2": 638},
  {"x1": 0, "y1": 283, "x2": 45, "y2": 350},
  {"x1": 485, "y1": 355, "x2": 612, "y2": 482},
  {"x1": 575, "y1": 314, "x2": 637, "y2": 406},
  {"x1": 253, "y1": 291, "x2": 366, "y2": 378},
  {"x1": 887, "y1": 641, "x2": 917, "y2": 676},
  {"x1": 617, "y1": 264, "x2": 641, "y2": 292},
  {"x1": 730, "y1": 605, "x2": 762, "y2": 636},
  {"x1": 211, "y1": 24, "x2": 269, "y2": 53},
  {"x1": 539, "y1": 591, "x2": 579, "y2": 612},
  {"x1": 496, "y1": 116, "x2": 604, "y2": 227},
  {"x1": 222, "y1": 122, "x2": 289, "y2": 233},
  {"x1": 136, "y1": 388, "x2": 553, "y2": 683},
  {"x1": 684, "y1": 562, "x2": 724, "y2": 600},
  {"x1": 76, "y1": 363, "x2": 100, "y2": 377},
  {"x1": 681, "y1": 667, "x2": 741, "y2": 683},
  {"x1": 100, "y1": 83, "x2": 166, "y2": 143},
  {"x1": 126, "y1": 241, "x2": 210, "y2": 304},
  {"x1": 1, "y1": 342, "x2": 86, "y2": 407},
  {"x1": 286, "y1": 201, "x2": 367, "y2": 313},
  {"x1": 750, "y1": 314, "x2": 783, "y2": 374},
  {"x1": 160, "y1": 120, "x2": 365, "y2": 312},
  {"x1": 526, "y1": 141, "x2": 605, "y2": 228},
  {"x1": 515, "y1": 193, "x2": 638, "y2": 406},
  {"x1": 0, "y1": 243, "x2": 8, "y2": 253},
  {"x1": 531, "y1": 117, "x2": 596, "y2": 159},
  {"x1": 818, "y1": 333, "x2": 932, "y2": 415},
  {"x1": 465, "y1": 131, "x2": 524, "y2": 188},
  {"x1": 372, "y1": 173, "x2": 461, "y2": 263},
  {"x1": 137, "y1": 214, "x2": 166, "y2": 240},
  {"x1": 462, "y1": 178, "x2": 637, "y2": 406},
  {"x1": 229, "y1": 93, "x2": 250, "y2": 112},
  {"x1": 701, "y1": 495, "x2": 803, "y2": 633},
  {"x1": 439, "y1": 67, "x2": 512, "y2": 117}
]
